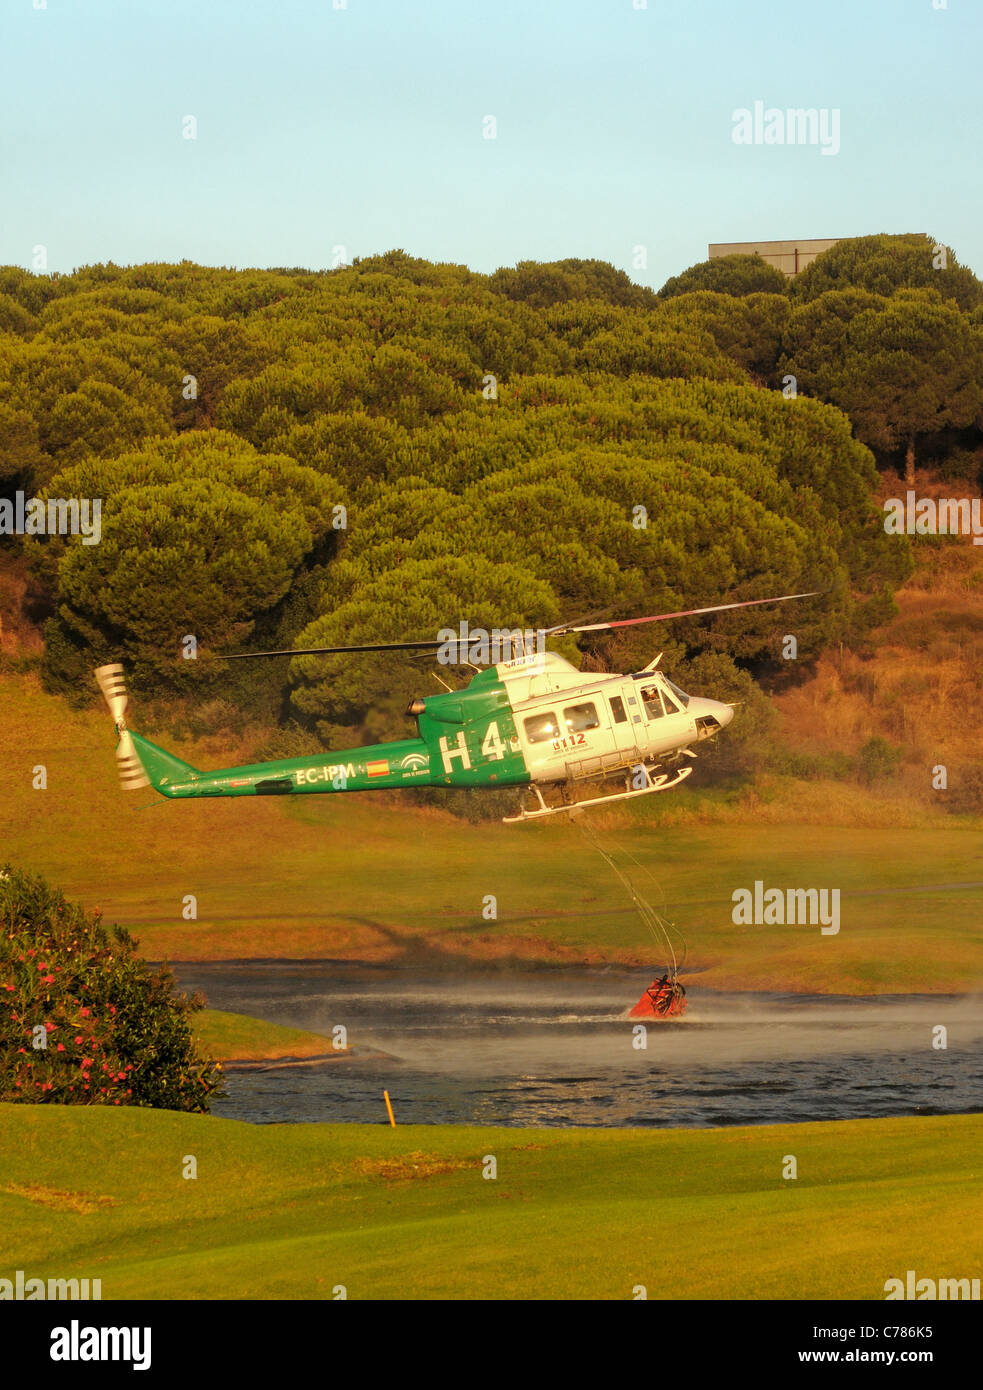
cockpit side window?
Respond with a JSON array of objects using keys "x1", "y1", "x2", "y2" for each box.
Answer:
[{"x1": 640, "y1": 685, "x2": 666, "y2": 719}]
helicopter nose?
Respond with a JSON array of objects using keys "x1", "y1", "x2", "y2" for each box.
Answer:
[{"x1": 688, "y1": 697, "x2": 734, "y2": 737}]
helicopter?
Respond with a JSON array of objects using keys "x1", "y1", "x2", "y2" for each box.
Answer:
[{"x1": 95, "y1": 591, "x2": 819, "y2": 824}]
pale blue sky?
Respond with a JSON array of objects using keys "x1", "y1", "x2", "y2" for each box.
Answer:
[{"x1": 2, "y1": 0, "x2": 980, "y2": 288}]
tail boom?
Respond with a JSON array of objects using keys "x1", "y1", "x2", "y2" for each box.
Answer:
[{"x1": 142, "y1": 737, "x2": 436, "y2": 799}]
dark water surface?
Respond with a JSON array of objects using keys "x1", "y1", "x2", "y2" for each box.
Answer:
[{"x1": 173, "y1": 963, "x2": 983, "y2": 1129}]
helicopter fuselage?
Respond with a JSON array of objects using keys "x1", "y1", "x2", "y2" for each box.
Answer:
[{"x1": 121, "y1": 652, "x2": 733, "y2": 810}]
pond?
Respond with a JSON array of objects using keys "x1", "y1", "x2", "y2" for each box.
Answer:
[{"x1": 173, "y1": 963, "x2": 983, "y2": 1129}]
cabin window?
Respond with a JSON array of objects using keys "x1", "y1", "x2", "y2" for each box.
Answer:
[
  {"x1": 609, "y1": 695, "x2": 627, "y2": 724},
  {"x1": 564, "y1": 702, "x2": 599, "y2": 732},
  {"x1": 640, "y1": 685, "x2": 666, "y2": 719},
  {"x1": 523, "y1": 712, "x2": 562, "y2": 743}
]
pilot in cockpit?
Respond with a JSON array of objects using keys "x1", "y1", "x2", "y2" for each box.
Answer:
[{"x1": 640, "y1": 686, "x2": 665, "y2": 718}]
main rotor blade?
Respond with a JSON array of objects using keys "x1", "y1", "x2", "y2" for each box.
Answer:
[
  {"x1": 220, "y1": 639, "x2": 447, "y2": 660},
  {"x1": 548, "y1": 590, "x2": 824, "y2": 636},
  {"x1": 219, "y1": 591, "x2": 825, "y2": 660}
]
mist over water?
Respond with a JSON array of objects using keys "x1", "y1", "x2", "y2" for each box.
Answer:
[{"x1": 174, "y1": 963, "x2": 983, "y2": 1129}]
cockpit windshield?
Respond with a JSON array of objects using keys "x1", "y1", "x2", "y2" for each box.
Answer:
[{"x1": 664, "y1": 678, "x2": 690, "y2": 708}]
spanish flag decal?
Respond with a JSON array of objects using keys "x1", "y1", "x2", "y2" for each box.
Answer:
[{"x1": 366, "y1": 760, "x2": 390, "y2": 778}]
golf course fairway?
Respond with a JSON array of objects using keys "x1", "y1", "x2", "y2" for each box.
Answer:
[{"x1": 2, "y1": 1106, "x2": 979, "y2": 1301}]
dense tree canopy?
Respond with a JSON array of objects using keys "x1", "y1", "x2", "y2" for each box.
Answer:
[
  {"x1": 5, "y1": 242, "x2": 969, "y2": 755},
  {"x1": 780, "y1": 288, "x2": 983, "y2": 479},
  {"x1": 488, "y1": 257, "x2": 658, "y2": 309},
  {"x1": 657, "y1": 292, "x2": 791, "y2": 383},
  {"x1": 37, "y1": 432, "x2": 340, "y2": 689},
  {"x1": 791, "y1": 233, "x2": 983, "y2": 311},
  {"x1": 657, "y1": 254, "x2": 789, "y2": 301}
]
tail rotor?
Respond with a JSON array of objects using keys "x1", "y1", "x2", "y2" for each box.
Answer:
[{"x1": 94, "y1": 663, "x2": 150, "y2": 791}]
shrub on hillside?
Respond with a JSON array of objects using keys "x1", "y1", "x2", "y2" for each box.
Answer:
[
  {"x1": 935, "y1": 446, "x2": 983, "y2": 485},
  {"x1": 0, "y1": 867, "x2": 222, "y2": 1110},
  {"x1": 943, "y1": 766, "x2": 983, "y2": 816},
  {"x1": 855, "y1": 736, "x2": 904, "y2": 785}
]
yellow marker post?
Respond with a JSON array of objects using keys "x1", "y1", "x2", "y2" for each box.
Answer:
[{"x1": 383, "y1": 1090, "x2": 396, "y2": 1126}]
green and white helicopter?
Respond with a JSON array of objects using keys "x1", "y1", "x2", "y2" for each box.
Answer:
[{"x1": 96, "y1": 591, "x2": 817, "y2": 824}]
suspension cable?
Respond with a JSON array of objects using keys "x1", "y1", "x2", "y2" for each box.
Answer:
[{"x1": 573, "y1": 812, "x2": 686, "y2": 977}]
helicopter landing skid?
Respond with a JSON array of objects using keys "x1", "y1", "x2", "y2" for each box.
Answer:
[{"x1": 502, "y1": 763, "x2": 693, "y2": 823}]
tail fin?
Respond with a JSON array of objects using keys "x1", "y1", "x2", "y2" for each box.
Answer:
[
  {"x1": 128, "y1": 732, "x2": 200, "y2": 793},
  {"x1": 94, "y1": 663, "x2": 198, "y2": 795}
]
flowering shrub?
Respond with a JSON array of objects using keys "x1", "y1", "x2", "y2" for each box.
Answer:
[{"x1": 0, "y1": 866, "x2": 223, "y2": 1111}]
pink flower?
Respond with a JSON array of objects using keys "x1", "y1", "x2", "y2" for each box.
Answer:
[{"x1": 56, "y1": 1043, "x2": 65, "y2": 1051}]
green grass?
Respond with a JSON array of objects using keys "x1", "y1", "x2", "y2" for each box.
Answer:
[
  {"x1": 1, "y1": 1105, "x2": 980, "y2": 1300},
  {"x1": 2, "y1": 670, "x2": 983, "y2": 992},
  {"x1": 193, "y1": 1009, "x2": 344, "y2": 1062}
]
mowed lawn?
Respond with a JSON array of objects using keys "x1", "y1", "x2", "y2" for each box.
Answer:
[
  {"x1": 2, "y1": 671, "x2": 983, "y2": 992},
  {"x1": 1, "y1": 1106, "x2": 980, "y2": 1300},
  {"x1": 193, "y1": 1009, "x2": 344, "y2": 1062}
]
